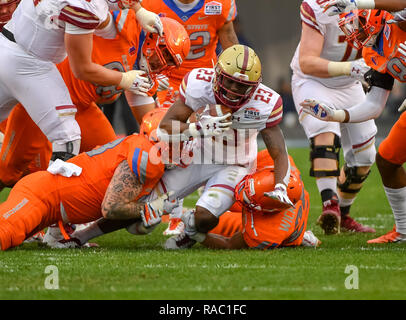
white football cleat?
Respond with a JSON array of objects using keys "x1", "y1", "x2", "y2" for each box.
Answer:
[
  {"x1": 24, "y1": 230, "x2": 45, "y2": 243},
  {"x1": 43, "y1": 224, "x2": 98, "y2": 249},
  {"x1": 164, "y1": 232, "x2": 196, "y2": 250},
  {"x1": 301, "y1": 230, "x2": 321, "y2": 248},
  {"x1": 163, "y1": 218, "x2": 185, "y2": 236}
]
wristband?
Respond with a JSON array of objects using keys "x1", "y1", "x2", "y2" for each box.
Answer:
[{"x1": 327, "y1": 61, "x2": 351, "y2": 77}]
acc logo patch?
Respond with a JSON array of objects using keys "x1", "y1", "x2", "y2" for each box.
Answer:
[{"x1": 204, "y1": 1, "x2": 222, "y2": 15}]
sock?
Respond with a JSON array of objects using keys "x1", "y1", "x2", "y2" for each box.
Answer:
[
  {"x1": 320, "y1": 188, "x2": 338, "y2": 203},
  {"x1": 72, "y1": 222, "x2": 103, "y2": 245},
  {"x1": 317, "y1": 178, "x2": 337, "y2": 197},
  {"x1": 384, "y1": 186, "x2": 406, "y2": 235},
  {"x1": 340, "y1": 205, "x2": 351, "y2": 216}
]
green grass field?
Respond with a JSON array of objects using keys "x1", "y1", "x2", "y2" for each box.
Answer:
[{"x1": 0, "y1": 147, "x2": 405, "y2": 300}]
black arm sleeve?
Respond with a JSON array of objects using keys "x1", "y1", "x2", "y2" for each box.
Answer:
[{"x1": 364, "y1": 69, "x2": 395, "y2": 91}]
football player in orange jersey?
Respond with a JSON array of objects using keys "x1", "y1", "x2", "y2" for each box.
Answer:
[
  {"x1": 0, "y1": 13, "x2": 190, "y2": 192},
  {"x1": 168, "y1": 149, "x2": 321, "y2": 250},
  {"x1": 300, "y1": 9, "x2": 406, "y2": 243},
  {"x1": 140, "y1": 0, "x2": 238, "y2": 106},
  {"x1": 0, "y1": 129, "x2": 182, "y2": 250}
]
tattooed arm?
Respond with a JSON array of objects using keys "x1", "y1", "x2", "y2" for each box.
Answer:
[
  {"x1": 218, "y1": 20, "x2": 239, "y2": 50},
  {"x1": 101, "y1": 160, "x2": 144, "y2": 220}
]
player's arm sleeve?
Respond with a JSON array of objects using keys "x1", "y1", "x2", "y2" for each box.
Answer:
[
  {"x1": 265, "y1": 96, "x2": 283, "y2": 128},
  {"x1": 300, "y1": 1, "x2": 326, "y2": 36},
  {"x1": 60, "y1": 5, "x2": 103, "y2": 31},
  {"x1": 224, "y1": 0, "x2": 238, "y2": 22},
  {"x1": 346, "y1": 70, "x2": 393, "y2": 122}
]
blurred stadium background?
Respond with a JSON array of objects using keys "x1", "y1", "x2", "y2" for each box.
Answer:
[{"x1": 109, "y1": 0, "x2": 405, "y2": 147}]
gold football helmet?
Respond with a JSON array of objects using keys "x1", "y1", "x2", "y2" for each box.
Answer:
[{"x1": 213, "y1": 44, "x2": 262, "y2": 109}]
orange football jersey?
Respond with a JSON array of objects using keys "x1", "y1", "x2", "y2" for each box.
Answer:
[
  {"x1": 363, "y1": 13, "x2": 406, "y2": 82},
  {"x1": 59, "y1": 134, "x2": 164, "y2": 223},
  {"x1": 57, "y1": 9, "x2": 144, "y2": 107},
  {"x1": 142, "y1": 0, "x2": 237, "y2": 85}
]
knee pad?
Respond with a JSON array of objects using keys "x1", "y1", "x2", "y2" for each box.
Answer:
[
  {"x1": 337, "y1": 164, "x2": 371, "y2": 194},
  {"x1": 309, "y1": 135, "x2": 341, "y2": 177}
]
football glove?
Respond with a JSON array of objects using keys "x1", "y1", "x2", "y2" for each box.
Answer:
[
  {"x1": 140, "y1": 191, "x2": 180, "y2": 228},
  {"x1": 387, "y1": 9, "x2": 406, "y2": 24},
  {"x1": 156, "y1": 74, "x2": 170, "y2": 92},
  {"x1": 135, "y1": 7, "x2": 163, "y2": 36},
  {"x1": 120, "y1": 70, "x2": 150, "y2": 96},
  {"x1": 264, "y1": 183, "x2": 294, "y2": 209},
  {"x1": 322, "y1": 0, "x2": 375, "y2": 16},
  {"x1": 350, "y1": 59, "x2": 370, "y2": 80},
  {"x1": 300, "y1": 99, "x2": 347, "y2": 122},
  {"x1": 188, "y1": 113, "x2": 232, "y2": 137}
]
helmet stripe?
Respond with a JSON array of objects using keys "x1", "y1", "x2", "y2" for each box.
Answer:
[{"x1": 241, "y1": 45, "x2": 250, "y2": 74}]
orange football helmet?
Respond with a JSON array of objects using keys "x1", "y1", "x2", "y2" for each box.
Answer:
[
  {"x1": 142, "y1": 17, "x2": 190, "y2": 75},
  {"x1": 338, "y1": 9, "x2": 388, "y2": 50},
  {"x1": 140, "y1": 107, "x2": 168, "y2": 142},
  {"x1": 140, "y1": 107, "x2": 192, "y2": 168},
  {"x1": 235, "y1": 166, "x2": 304, "y2": 213},
  {"x1": 0, "y1": 0, "x2": 20, "y2": 31}
]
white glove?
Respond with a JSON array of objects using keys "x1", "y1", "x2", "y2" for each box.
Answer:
[
  {"x1": 300, "y1": 99, "x2": 347, "y2": 122},
  {"x1": 140, "y1": 191, "x2": 180, "y2": 228},
  {"x1": 398, "y1": 98, "x2": 406, "y2": 113},
  {"x1": 188, "y1": 113, "x2": 232, "y2": 137},
  {"x1": 135, "y1": 7, "x2": 163, "y2": 36},
  {"x1": 350, "y1": 59, "x2": 370, "y2": 80},
  {"x1": 387, "y1": 9, "x2": 406, "y2": 24},
  {"x1": 120, "y1": 70, "x2": 150, "y2": 96},
  {"x1": 156, "y1": 74, "x2": 170, "y2": 92},
  {"x1": 322, "y1": 0, "x2": 358, "y2": 16},
  {"x1": 264, "y1": 183, "x2": 294, "y2": 209},
  {"x1": 106, "y1": 0, "x2": 138, "y2": 10}
]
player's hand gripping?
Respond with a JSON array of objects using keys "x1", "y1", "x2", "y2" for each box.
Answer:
[
  {"x1": 264, "y1": 183, "x2": 294, "y2": 210},
  {"x1": 322, "y1": 0, "x2": 359, "y2": 15},
  {"x1": 350, "y1": 59, "x2": 370, "y2": 80},
  {"x1": 300, "y1": 99, "x2": 347, "y2": 122},
  {"x1": 189, "y1": 112, "x2": 232, "y2": 137},
  {"x1": 141, "y1": 191, "x2": 180, "y2": 227},
  {"x1": 120, "y1": 70, "x2": 151, "y2": 96},
  {"x1": 156, "y1": 74, "x2": 170, "y2": 92},
  {"x1": 135, "y1": 7, "x2": 164, "y2": 36}
]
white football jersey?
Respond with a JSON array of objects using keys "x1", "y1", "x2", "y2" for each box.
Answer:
[
  {"x1": 179, "y1": 68, "x2": 283, "y2": 166},
  {"x1": 5, "y1": 0, "x2": 108, "y2": 63},
  {"x1": 290, "y1": 0, "x2": 363, "y2": 88}
]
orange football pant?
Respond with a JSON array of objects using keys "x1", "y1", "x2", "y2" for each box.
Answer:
[
  {"x1": 0, "y1": 102, "x2": 117, "y2": 187},
  {"x1": 378, "y1": 111, "x2": 406, "y2": 165}
]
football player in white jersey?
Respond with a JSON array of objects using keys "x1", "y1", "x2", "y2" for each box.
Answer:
[
  {"x1": 0, "y1": 0, "x2": 162, "y2": 161},
  {"x1": 156, "y1": 44, "x2": 292, "y2": 249},
  {"x1": 290, "y1": 0, "x2": 376, "y2": 235},
  {"x1": 322, "y1": 0, "x2": 406, "y2": 15}
]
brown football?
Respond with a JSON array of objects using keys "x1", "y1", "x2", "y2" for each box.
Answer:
[{"x1": 188, "y1": 104, "x2": 233, "y2": 123}]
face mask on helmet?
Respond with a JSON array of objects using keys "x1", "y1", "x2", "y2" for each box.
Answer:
[
  {"x1": 234, "y1": 166, "x2": 303, "y2": 213},
  {"x1": 141, "y1": 17, "x2": 190, "y2": 76},
  {"x1": 339, "y1": 9, "x2": 387, "y2": 50},
  {"x1": 140, "y1": 108, "x2": 192, "y2": 169},
  {"x1": 0, "y1": 0, "x2": 20, "y2": 31},
  {"x1": 213, "y1": 45, "x2": 262, "y2": 110}
]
